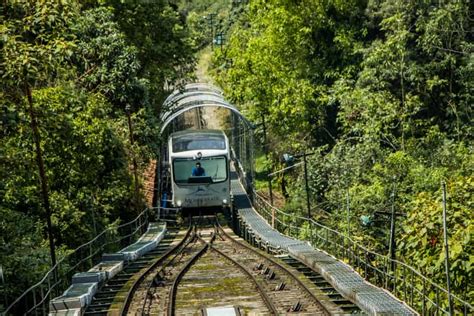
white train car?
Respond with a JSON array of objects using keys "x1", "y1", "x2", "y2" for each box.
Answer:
[{"x1": 168, "y1": 129, "x2": 231, "y2": 210}]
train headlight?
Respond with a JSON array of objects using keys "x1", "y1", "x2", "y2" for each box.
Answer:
[{"x1": 176, "y1": 200, "x2": 182, "y2": 207}]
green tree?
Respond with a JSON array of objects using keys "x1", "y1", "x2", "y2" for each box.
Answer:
[
  {"x1": 72, "y1": 7, "x2": 142, "y2": 107},
  {"x1": 105, "y1": 0, "x2": 196, "y2": 107},
  {"x1": 212, "y1": 0, "x2": 473, "y2": 307},
  {"x1": 1, "y1": 0, "x2": 79, "y2": 268}
]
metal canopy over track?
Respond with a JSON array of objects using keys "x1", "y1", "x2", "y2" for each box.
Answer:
[{"x1": 160, "y1": 83, "x2": 254, "y2": 135}]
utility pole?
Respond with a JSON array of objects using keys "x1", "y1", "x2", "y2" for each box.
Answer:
[
  {"x1": 126, "y1": 104, "x2": 140, "y2": 213},
  {"x1": 204, "y1": 13, "x2": 216, "y2": 49}
]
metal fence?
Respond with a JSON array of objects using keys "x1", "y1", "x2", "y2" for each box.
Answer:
[
  {"x1": 253, "y1": 192, "x2": 473, "y2": 315},
  {"x1": 2, "y1": 208, "x2": 153, "y2": 316}
]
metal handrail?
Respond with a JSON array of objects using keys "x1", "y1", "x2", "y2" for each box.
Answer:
[
  {"x1": 252, "y1": 192, "x2": 473, "y2": 315},
  {"x1": 3, "y1": 208, "x2": 152, "y2": 315}
]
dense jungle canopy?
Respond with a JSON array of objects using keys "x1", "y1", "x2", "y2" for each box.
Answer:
[{"x1": 0, "y1": 0, "x2": 472, "y2": 311}]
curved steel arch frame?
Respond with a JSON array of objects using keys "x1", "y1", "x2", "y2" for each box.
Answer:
[
  {"x1": 162, "y1": 83, "x2": 223, "y2": 107},
  {"x1": 160, "y1": 101, "x2": 253, "y2": 134}
]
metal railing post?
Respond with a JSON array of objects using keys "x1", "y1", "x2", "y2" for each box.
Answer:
[
  {"x1": 389, "y1": 183, "x2": 397, "y2": 273},
  {"x1": 244, "y1": 192, "x2": 473, "y2": 314},
  {"x1": 442, "y1": 181, "x2": 453, "y2": 316},
  {"x1": 303, "y1": 153, "x2": 311, "y2": 218},
  {"x1": 346, "y1": 190, "x2": 350, "y2": 238}
]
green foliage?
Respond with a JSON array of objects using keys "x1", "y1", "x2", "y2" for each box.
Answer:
[
  {"x1": 179, "y1": 0, "x2": 234, "y2": 50},
  {"x1": 0, "y1": 85, "x2": 134, "y2": 300},
  {"x1": 105, "y1": 0, "x2": 196, "y2": 105},
  {"x1": 213, "y1": 0, "x2": 316, "y2": 144},
  {"x1": 401, "y1": 176, "x2": 473, "y2": 303},
  {"x1": 1, "y1": 1, "x2": 78, "y2": 88},
  {"x1": 213, "y1": 0, "x2": 366, "y2": 149},
  {"x1": 213, "y1": 0, "x2": 473, "y2": 306},
  {"x1": 253, "y1": 153, "x2": 271, "y2": 191},
  {"x1": 72, "y1": 7, "x2": 141, "y2": 106},
  {"x1": 0, "y1": 207, "x2": 51, "y2": 300},
  {"x1": 0, "y1": 0, "x2": 196, "y2": 308}
]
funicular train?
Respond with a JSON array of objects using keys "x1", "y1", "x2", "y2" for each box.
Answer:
[{"x1": 166, "y1": 129, "x2": 231, "y2": 212}]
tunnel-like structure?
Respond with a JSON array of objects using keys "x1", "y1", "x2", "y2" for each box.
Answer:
[{"x1": 159, "y1": 83, "x2": 256, "y2": 201}]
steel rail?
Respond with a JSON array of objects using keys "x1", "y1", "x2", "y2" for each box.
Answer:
[
  {"x1": 210, "y1": 244, "x2": 279, "y2": 315},
  {"x1": 216, "y1": 225, "x2": 330, "y2": 315},
  {"x1": 167, "y1": 241, "x2": 210, "y2": 316},
  {"x1": 120, "y1": 224, "x2": 194, "y2": 315},
  {"x1": 139, "y1": 227, "x2": 200, "y2": 315}
]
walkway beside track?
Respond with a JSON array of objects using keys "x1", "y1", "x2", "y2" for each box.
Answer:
[
  {"x1": 49, "y1": 223, "x2": 166, "y2": 315},
  {"x1": 230, "y1": 170, "x2": 417, "y2": 315}
]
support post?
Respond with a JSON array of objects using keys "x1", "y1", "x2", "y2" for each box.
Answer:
[
  {"x1": 303, "y1": 153, "x2": 311, "y2": 218},
  {"x1": 249, "y1": 126, "x2": 256, "y2": 203},
  {"x1": 346, "y1": 190, "x2": 350, "y2": 238},
  {"x1": 210, "y1": 13, "x2": 215, "y2": 49},
  {"x1": 271, "y1": 204, "x2": 275, "y2": 229},
  {"x1": 1, "y1": 265, "x2": 6, "y2": 309},
  {"x1": 442, "y1": 181, "x2": 453, "y2": 315},
  {"x1": 204, "y1": 13, "x2": 216, "y2": 49},
  {"x1": 389, "y1": 183, "x2": 397, "y2": 272},
  {"x1": 242, "y1": 127, "x2": 247, "y2": 171},
  {"x1": 262, "y1": 115, "x2": 273, "y2": 205}
]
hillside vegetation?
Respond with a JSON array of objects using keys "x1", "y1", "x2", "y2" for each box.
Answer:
[
  {"x1": 0, "y1": 0, "x2": 471, "y2": 311},
  {"x1": 0, "y1": 0, "x2": 195, "y2": 307},
  {"x1": 211, "y1": 0, "x2": 472, "y2": 305}
]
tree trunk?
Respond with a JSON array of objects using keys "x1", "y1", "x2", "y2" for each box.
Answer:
[{"x1": 25, "y1": 83, "x2": 57, "y2": 268}]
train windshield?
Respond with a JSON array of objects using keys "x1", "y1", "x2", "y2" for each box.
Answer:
[
  {"x1": 173, "y1": 156, "x2": 227, "y2": 184},
  {"x1": 172, "y1": 134, "x2": 225, "y2": 153}
]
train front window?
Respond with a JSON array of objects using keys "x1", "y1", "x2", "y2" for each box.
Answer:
[{"x1": 173, "y1": 156, "x2": 227, "y2": 184}]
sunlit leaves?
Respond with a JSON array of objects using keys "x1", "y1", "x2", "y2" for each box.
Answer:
[
  {"x1": 401, "y1": 176, "x2": 473, "y2": 299},
  {"x1": 72, "y1": 7, "x2": 141, "y2": 105},
  {"x1": 216, "y1": 0, "x2": 316, "y2": 146},
  {"x1": 106, "y1": 0, "x2": 196, "y2": 104},
  {"x1": 1, "y1": 0, "x2": 194, "y2": 303},
  {"x1": 1, "y1": 0, "x2": 78, "y2": 86},
  {"x1": 214, "y1": 0, "x2": 473, "y2": 305}
]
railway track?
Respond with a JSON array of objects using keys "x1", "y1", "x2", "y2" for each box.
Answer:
[
  {"x1": 208, "y1": 224, "x2": 331, "y2": 315},
  {"x1": 123, "y1": 225, "x2": 200, "y2": 315},
  {"x1": 84, "y1": 227, "x2": 184, "y2": 315},
  {"x1": 124, "y1": 217, "x2": 216, "y2": 315},
  {"x1": 169, "y1": 218, "x2": 335, "y2": 315},
  {"x1": 86, "y1": 216, "x2": 360, "y2": 315},
  {"x1": 278, "y1": 255, "x2": 361, "y2": 313}
]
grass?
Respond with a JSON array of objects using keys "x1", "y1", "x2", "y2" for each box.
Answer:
[
  {"x1": 195, "y1": 46, "x2": 213, "y2": 84},
  {"x1": 254, "y1": 153, "x2": 270, "y2": 191}
]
